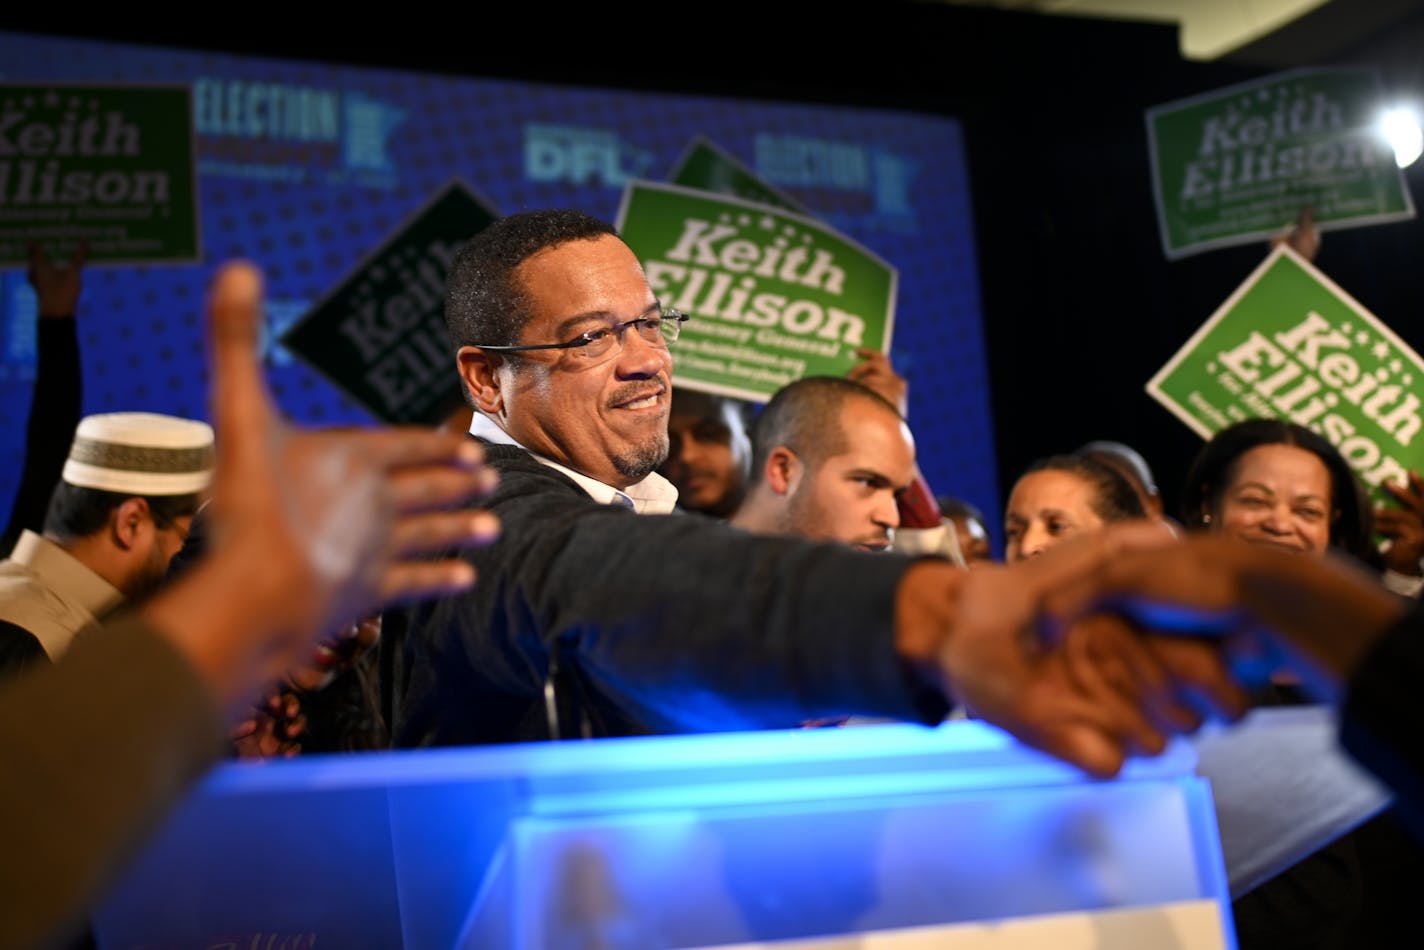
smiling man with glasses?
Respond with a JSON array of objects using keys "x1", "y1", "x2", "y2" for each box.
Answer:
[
  {"x1": 452, "y1": 216, "x2": 687, "y2": 511},
  {"x1": 385, "y1": 208, "x2": 1249, "y2": 774}
]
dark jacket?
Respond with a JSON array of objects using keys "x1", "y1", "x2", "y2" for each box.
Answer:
[{"x1": 385, "y1": 441, "x2": 948, "y2": 748}]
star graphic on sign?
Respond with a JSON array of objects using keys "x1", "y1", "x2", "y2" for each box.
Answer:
[
  {"x1": 370, "y1": 266, "x2": 386, "y2": 281},
  {"x1": 43, "y1": 91, "x2": 60, "y2": 108},
  {"x1": 1405, "y1": 374, "x2": 1415, "y2": 386},
  {"x1": 759, "y1": 215, "x2": 777, "y2": 230},
  {"x1": 1374, "y1": 341, "x2": 1390, "y2": 360},
  {"x1": 1391, "y1": 359, "x2": 1403, "y2": 373},
  {"x1": 1257, "y1": 89, "x2": 1272, "y2": 102},
  {"x1": 1357, "y1": 332, "x2": 1371, "y2": 346},
  {"x1": 737, "y1": 214, "x2": 751, "y2": 227},
  {"x1": 1341, "y1": 322, "x2": 1353, "y2": 334},
  {"x1": 719, "y1": 213, "x2": 732, "y2": 224}
]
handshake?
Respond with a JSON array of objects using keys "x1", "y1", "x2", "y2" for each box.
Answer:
[{"x1": 925, "y1": 521, "x2": 1405, "y2": 778}]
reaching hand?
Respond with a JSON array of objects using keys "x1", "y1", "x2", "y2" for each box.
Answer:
[
  {"x1": 1376, "y1": 471, "x2": 1424, "y2": 578},
  {"x1": 847, "y1": 348, "x2": 908, "y2": 417},
  {"x1": 143, "y1": 261, "x2": 500, "y2": 711},
  {"x1": 903, "y1": 522, "x2": 1249, "y2": 778},
  {"x1": 26, "y1": 240, "x2": 87, "y2": 318},
  {"x1": 1043, "y1": 532, "x2": 1407, "y2": 705},
  {"x1": 1271, "y1": 207, "x2": 1321, "y2": 262},
  {"x1": 286, "y1": 615, "x2": 383, "y2": 693},
  {"x1": 231, "y1": 688, "x2": 306, "y2": 759}
]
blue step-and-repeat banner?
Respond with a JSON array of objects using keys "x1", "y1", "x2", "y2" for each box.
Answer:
[{"x1": 0, "y1": 30, "x2": 997, "y2": 530}]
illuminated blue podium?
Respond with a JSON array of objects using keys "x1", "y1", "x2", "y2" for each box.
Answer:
[{"x1": 94, "y1": 720, "x2": 1236, "y2": 949}]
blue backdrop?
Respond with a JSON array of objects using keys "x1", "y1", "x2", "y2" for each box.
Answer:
[{"x1": 0, "y1": 31, "x2": 996, "y2": 532}]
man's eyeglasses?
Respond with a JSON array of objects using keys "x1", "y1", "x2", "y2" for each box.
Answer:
[{"x1": 473, "y1": 309, "x2": 689, "y2": 361}]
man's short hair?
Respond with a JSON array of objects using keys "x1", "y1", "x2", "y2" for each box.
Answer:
[
  {"x1": 747, "y1": 376, "x2": 902, "y2": 487},
  {"x1": 444, "y1": 209, "x2": 618, "y2": 352},
  {"x1": 43, "y1": 483, "x2": 202, "y2": 542}
]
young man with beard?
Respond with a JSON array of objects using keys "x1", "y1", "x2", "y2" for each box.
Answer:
[
  {"x1": 660, "y1": 389, "x2": 753, "y2": 520},
  {"x1": 730, "y1": 376, "x2": 912, "y2": 554}
]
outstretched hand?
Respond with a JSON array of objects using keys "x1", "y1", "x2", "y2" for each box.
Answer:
[
  {"x1": 1376, "y1": 471, "x2": 1424, "y2": 578},
  {"x1": 1271, "y1": 207, "x2": 1320, "y2": 262},
  {"x1": 906, "y1": 522, "x2": 1250, "y2": 779},
  {"x1": 144, "y1": 261, "x2": 500, "y2": 711},
  {"x1": 1043, "y1": 532, "x2": 1407, "y2": 705}
]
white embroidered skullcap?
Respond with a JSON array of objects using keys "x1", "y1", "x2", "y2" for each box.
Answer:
[{"x1": 61, "y1": 412, "x2": 215, "y2": 496}]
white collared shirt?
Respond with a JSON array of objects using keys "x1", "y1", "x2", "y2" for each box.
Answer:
[{"x1": 469, "y1": 414, "x2": 679, "y2": 515}]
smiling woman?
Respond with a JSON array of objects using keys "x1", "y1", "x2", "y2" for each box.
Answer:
[
  {"x1": 1178, "y1": 417, "x2": 1389, "y2": 950},
  {"x1": 1180, "y1": 417, "x2": 1378, "y2": 568}
]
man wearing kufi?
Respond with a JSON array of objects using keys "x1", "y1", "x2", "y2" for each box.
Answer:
[{"x1": 0, "y1": 412, "x2": 214, "y2": 679}]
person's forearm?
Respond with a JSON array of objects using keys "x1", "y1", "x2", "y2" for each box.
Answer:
[
  {"x1": 0, "y1": 616, "x2": 225, "y2": 949},
  {"x1": 1231, "y1": 545, "x2": 1407, "y2": 684},
  {"x1": 2, "y1": 315, "x2": 81, "y2": 548},
  {"x1": 141, "y1": 535, "x2": 310, "y2": 714},
  {"x1": 893, "y1": 558, "x2": 964, "y2": 683}
]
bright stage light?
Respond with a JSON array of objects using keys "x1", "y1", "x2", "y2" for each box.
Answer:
[{"x1": 1380, "y1": 106, "x2": 1423, "y2": 168}]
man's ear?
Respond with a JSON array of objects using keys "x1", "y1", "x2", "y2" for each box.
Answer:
[
  {"x1": 765, "y1": 446, "x2": 802, "y2": 497},
  {"x1": 457, "y1": 347, "x2": 506, "y2": 415},
  {"x1": 111, "y1": 497, "x2": 151, "y2": 551}
]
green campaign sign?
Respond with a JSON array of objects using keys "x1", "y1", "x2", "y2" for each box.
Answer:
[
  {"x1": 1147, "y1": 68, "x2": 1414, "y2": 260},
  {"x1": 669, "y1": 136, "x2": 807, "y2": 213},
  {"x1": 0, "y1": 84, "x2": 199, "y2": 267},
  {"x1": 616, "y1": 180, "x2": 896, "y2": 403},
  {"x1": 280, "y1": 180, "x2": 499, "y2": 425},
  {"x1": 1147, "y1": 245, "x2": 1424, "y2": 504}
]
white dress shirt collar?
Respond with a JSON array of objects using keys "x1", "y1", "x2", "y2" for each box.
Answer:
[{"x1": 469, "y1": 413, "x2": 679, "y2": 515}]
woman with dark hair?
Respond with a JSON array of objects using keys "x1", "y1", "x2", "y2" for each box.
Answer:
[
  {"x1": 1181, "y1": 418, "x2": 1396, "y2": 950},
  {"x1": 1003, "y1": 453, "x2": 1147, "y2": 562},
  {"x1": 1180, "y1": 418, "x2": 1378, "y2": 568}
]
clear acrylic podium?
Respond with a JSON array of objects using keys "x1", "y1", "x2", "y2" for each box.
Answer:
[{"x1": 93, "y1": 719, "x2": 1236, "y2": 949}]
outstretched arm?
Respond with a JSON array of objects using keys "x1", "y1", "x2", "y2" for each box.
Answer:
[
  {"x1": 1042, "y1": 533, "x2": 1406, "y2": 701},
  {"x1": 0, "y1": 260, "x2": 499, "y2": 950},
  {"x1": 896, "y1": 524, "x2": 1251, "y2": 779},
  {"x1": 142, "y1": 262, "x2": 499, "y2": 713}
]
